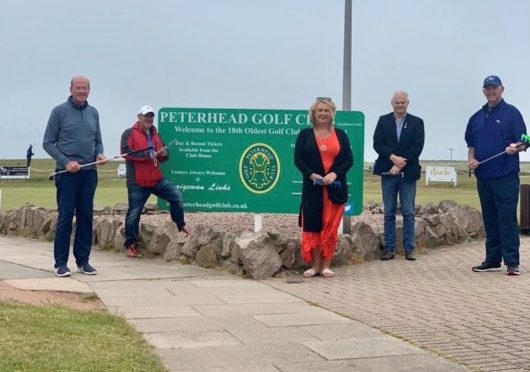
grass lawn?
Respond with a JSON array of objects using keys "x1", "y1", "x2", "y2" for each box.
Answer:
[{"x1": 0, "y1": 301, "x2": 166, "y2": 372}]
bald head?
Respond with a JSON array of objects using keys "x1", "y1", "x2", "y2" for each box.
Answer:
[
  {"x1": 391, "y1": 90, "x2": 409, "y2": 118},
  {"x1": 70, "y1": 75, "x2": 90, "y2": 88},
  {"x1": 69, "y1": 75, "x2": 91, "y2": 105}
]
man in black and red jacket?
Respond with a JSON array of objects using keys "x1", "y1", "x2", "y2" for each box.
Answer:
[{"x1": 120, "y1": 105, "x2": 188, "y2": 258}]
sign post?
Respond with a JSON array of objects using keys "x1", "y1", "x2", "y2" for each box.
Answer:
[
  {"x1": 0, "y1": 166, "x2": 30, "y2": 180},
  {"x1": 425, "y1": 166, "x2": 457, "y2": 187}
]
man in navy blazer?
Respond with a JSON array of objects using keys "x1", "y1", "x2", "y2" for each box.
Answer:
[{"x1": 373, "y1": 91, "x2": 425, "y2": 261}]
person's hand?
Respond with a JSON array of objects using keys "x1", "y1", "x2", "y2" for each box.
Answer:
[
  {"x1": 96, "y1": 153, "x2": 107, "y2": 165},
  {"x1": 65, "y1": 161, "x2": 81, "y2": 173},
  {"x1": 322, "y1": 172, "x2": 337, "y2": 185},
  {"x1": 389, "y1": 165, "x2": 402, "y2": 175},
  {"x1": 309, "y1": 173, "x2": 323, "y2": 182},
  {"x1": 506, "y1": 143, "x2": 520, "y2": 155},
  {"x1": 468, "y1": 158, "x2": 479, "y2": 170},
  {"x1": 157, "y1": 147, "x2": 168, "y2": 157},
  {"x1": 390, "y1": 154, "x2": 407, "y2": 168}
]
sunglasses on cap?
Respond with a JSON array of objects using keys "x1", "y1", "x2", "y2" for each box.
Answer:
[{"x1": 316, "y1": 97, "x2": 332, "y2": 102}]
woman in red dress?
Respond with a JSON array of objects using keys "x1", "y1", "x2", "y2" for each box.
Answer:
[{"x1": 294, "y1": 97, "x2": 353, "y2": 278}]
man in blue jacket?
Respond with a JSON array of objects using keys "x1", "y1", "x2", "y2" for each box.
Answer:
[
  {"x1": 466, "y1": 75, "x2": 527, "y2": 276},
  {"x1": 43, "y1": 75, "x2": 106, "y2": 277},
  {"x1": 373, "y1": 91, "x2": 425, "y2": 261},
  {"x1": 26, "y1": 144, "x2": 34, "y2": 167}
]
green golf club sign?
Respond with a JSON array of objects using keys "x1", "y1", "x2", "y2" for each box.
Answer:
[{"x1": 158, "y1": 107, "x2": 364, "y2": 215}]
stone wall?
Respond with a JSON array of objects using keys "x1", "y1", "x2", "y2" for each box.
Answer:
[{"x1": 0, "y1": 201, "x2": 485, "y2": 279}]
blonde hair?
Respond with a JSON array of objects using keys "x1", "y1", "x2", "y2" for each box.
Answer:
[{"x1": 309, "y1": 97, "x2": 336, "y2": 127}]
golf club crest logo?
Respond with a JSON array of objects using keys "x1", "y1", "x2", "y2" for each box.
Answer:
[{"x1": 239, "y1": 143, "x2": 280, "y2": 194}]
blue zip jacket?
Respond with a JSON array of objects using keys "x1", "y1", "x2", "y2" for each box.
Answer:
[
  {"x1": 43, "y1": 96, "x2": 104, "y2": 170},
  {"x1": 465, "y1": 99, "x2": 526, "y2": 180}
]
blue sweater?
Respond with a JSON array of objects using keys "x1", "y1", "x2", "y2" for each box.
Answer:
[
  {"x1": 465, "y1": 99, "x2": 527, "y2": 180},
  {"x1": 43, "y1": 96, "x2": 104, "y2": 170}
]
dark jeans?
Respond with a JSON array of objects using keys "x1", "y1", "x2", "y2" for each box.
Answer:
[
  {"x1": 54, "y1": 169, "x2": 97, "y2": 268},
  {"x1": 381, "y1": 175, "x2": 417, "y2": 252},
  {"x1": 477, "y1": 173, "x2": 520, "y2": 266},
  {"x1": 124, "y1": 179, "x2": 185, "y2": 247}
]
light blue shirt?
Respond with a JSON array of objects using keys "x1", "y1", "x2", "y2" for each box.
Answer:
[{"x1": 395, "y1": 116, "x2": 405, "y2": 140}]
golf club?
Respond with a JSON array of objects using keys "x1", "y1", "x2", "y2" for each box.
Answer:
[
  {"x1": 468, "y1": 138, "x2": 530, "y2": 177},
  {"x1": 381, "y1": 171, "x2": 404, "y2": 177},
  {"x1": 47, "y1": 138, "x2": 179, "y2": 181},
  {"x1": 47, "y1": 148, "x2": 150, "y2": 181}
]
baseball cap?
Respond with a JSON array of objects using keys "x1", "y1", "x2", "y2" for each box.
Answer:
[
  {"x1": 138, "y1": 105, "x2": 155, "y2": 115},
  {"x1": 483, "y1": 75, "x2": 502, "y2": 88}
]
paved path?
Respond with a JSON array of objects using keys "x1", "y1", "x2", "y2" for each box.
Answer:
[
  {"x1": 268, "y1": 237, "x2": 530, "y2": 372},
  {"x1": 0, "y1": 236, "x2": 466, "y2": 371}
]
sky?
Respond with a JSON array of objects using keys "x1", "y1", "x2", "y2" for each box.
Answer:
[{"x1": 1, "y1": 0, "x2": 530, "y2": 162}]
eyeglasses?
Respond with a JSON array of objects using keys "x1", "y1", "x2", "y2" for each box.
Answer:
[{"x1": 316, "y1": 97, "x2": 332, "y2": 102}]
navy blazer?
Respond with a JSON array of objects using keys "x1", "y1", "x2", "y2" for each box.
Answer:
[
  {"x1": 372, "y1": 112, "x2": 425, "y2": 181},
  {"x1": 294, "y1": 127, "x2": 353, "y2": 232}
]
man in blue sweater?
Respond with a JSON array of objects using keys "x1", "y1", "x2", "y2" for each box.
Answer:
[
  {"x1": 466, "y1": 75, "x2": 527, "y2": 276},
  {"x1": 43, "y1": 75, "x2": 107, "y2": 277}
]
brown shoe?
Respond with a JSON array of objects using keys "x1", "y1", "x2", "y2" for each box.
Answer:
[
  {"x1": 381, "y1": 251, "x2": 395, "y2": 260},
  {"x1": 126, "y1": 244, "x2": 141, "y2": 258}
]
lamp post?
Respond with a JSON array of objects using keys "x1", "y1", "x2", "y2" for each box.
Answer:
[
  {"x1": 342, "y1": 0, "x2": 352, "y2": 234},
  {"x1": 342, "y1": 0, "x2": 352, "y2": 112}
]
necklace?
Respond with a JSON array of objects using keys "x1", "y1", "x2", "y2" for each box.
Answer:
[
  {"x1": 316, "y1": 136, "x2": 327, "y2": 151},
  {"x1": 314, "y1": 128, "x2": 332, "y2": 152}
]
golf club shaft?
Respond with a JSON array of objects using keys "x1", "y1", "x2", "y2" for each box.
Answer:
[
  {"x1": 48, "y1": 146, "x2": 153, "y2": 180},
  {"x1": 381, "y1": 171, "x2": 404, "y2": 177},
  {"x1": 468, "y1": 150, "x2": 506, "y2": 177},
  {"x1": 468, "y1": 142, "x2": 528, "y2": 177},
  {"x1": 48, "y1": 138, "x2": 179, "y2": 180},
  {"x1": 52, "y1": 153, "x2": 126, "y2": 177},
  {"x1": 477, "y1": 150, "x2": 507, "y2": 165}
]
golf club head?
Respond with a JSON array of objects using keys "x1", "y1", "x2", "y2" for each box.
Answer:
[{"x1": 48, "y1": 173, "x2": 55, "y2": 181}]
